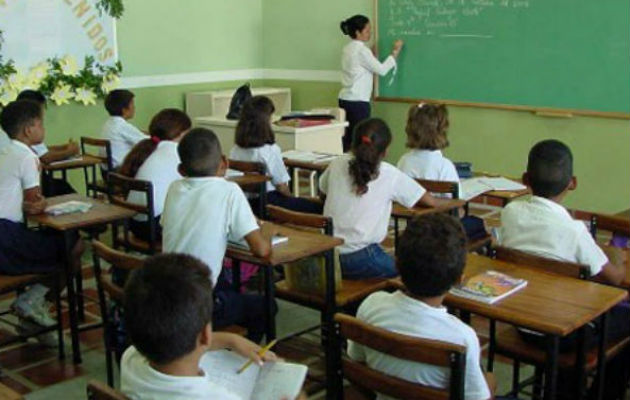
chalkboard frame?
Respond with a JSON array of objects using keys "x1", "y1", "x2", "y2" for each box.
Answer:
[{"x1": 372, "y1": 0, "x2": 630, "y2": 120}]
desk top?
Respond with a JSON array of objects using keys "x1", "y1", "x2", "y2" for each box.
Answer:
[
  {"x1": 196, "y1": 116, "x2": 348, "y2": 133},
  {"x1": 28, "y1": 194, "x2": 135, "y2": 231},
  {"x1": 227, "y1": 174, "x2": 270, "y2": 187},
  {"x1": 391, "y1": 199, "x2": 466, "y2": 219},
  {"x1": 226, "y1": 223, "x2": 343, "y2": 267},
  {"x1": 472, "y1": 173, "x2": 531, "y2": 201},
  {"x1": 283, "y1": 157, "x2": 333, "y2": 173},
  {"x1": 445, "y1": 254, "x2": 628, "y2": 336},
  {"x1": 42, "y1": 155, "x2": 101, "y2": 171}
]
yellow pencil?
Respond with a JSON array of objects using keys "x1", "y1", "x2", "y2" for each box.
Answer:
[{"x1": 237, "y1": 339, "x2": 277, "y2": 374}]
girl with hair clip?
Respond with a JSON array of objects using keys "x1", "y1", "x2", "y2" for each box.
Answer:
[
  {"x1": 318, "y1": 118, "x2": 450, "y2": 279},
  {"x1": 398, "y1": 103, "x2": 488, "y2": 240},
  {"x1": 230, "y1": 95, "x2": 322, "y2": 214},
  {"x1": 120, "y1": 108, "x2": 192, "y2": 241}
]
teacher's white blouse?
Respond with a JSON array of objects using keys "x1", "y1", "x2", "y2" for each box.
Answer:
[{"x1": 339, "y1": 40, "x2": 396, "y2": 102}]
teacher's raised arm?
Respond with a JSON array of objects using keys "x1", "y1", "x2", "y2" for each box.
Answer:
[{"x1": 338, "y1": 14, "x2": 403, "y2": 152}]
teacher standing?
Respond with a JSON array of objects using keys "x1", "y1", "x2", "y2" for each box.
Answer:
[{"x1": 338, "y1": 14, "x2": 403, "y2": 152}]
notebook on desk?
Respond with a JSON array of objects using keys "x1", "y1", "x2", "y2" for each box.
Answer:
[
  {"x1": 229, "y1": 235, "x2": 288, "y2": 250},
  {"x1": 461, "y1": 177, "x2": 526, "y2": 201}
]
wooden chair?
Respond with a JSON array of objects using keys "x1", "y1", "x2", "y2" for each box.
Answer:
[
  {"x1": 81, "y1": 137, "x2": 113, "y2": 198},
  {"x1": 87, "y1": 380, "x2": 130, "y2": 400},
  {"x1": 489, "y1": 246, "x2": 629, "y2": 398},
  {"x1": 0, "y1": 382, "x2": 24, "y2": 400},
  {"x1": 589, "y1": 212, "x2": 630, "y2": 238},
  {"x1": 334, "y1": 313, "x2": 468, "y2": 400},
  {"x1": 228, "y1": 159, "x2": 268, "y2": 217},
  {"x1": 107, "y1": 172, "x2": 161, "y2": 255}
]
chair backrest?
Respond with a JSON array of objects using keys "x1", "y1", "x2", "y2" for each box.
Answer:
[
  {"x1": 92, "y1": 240, "x2": 145, "y2": 303},
  {"x1": 266, "y1": 204, "x2": 332, "y2": 235},
  {"x1": 493, "y1": 246, "x2": 589, "y2": 280},
  {"x1": 228, "y1": 159, "x2": 266, "y2": 174},
  {"x1": 335, "y1": 313, "x2": 467, "y2": 400},
  {"x1": 87, "y1": 380, "x2": 130, "y2": 400},
  {"x1": 590, "y1": 212, "x2": 630, "y2": 238},
  {"x1": 416, "y1": 179, "x2": 459, "y2": 199},
  {"x1": 81, "y1": 137, "x2": 113, "y2": 197}
]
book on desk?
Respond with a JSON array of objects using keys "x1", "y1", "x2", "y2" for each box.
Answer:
[
  {"x1": 229, "y1": 235, "x2": 288, "y2": 250},
  {"x1": 450, "y1": 270, "x2": 528, "y2": 304},
  {"x1": 461, "y1": 177, "x2": 527, "y2": 201}
]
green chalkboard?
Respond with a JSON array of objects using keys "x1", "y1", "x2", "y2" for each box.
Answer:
[{"x1": 376, "y1": 0, "x2": 630, "y2": 116}]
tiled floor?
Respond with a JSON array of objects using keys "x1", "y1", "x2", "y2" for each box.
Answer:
[{"x1": 0, "y1": 201, "x2": 625, "y2": 399}]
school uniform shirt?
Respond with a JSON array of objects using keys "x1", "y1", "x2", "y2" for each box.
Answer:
[
  {"x1": 0, "y1": 140, "x2": 40, "y2": 223},
  {"x1": 31, "y1": 143, "x2": 48, "y2": 157},
  {"x1": 0, "y1": 128, "x2": 9, "y2": 150},
  {"x1": 319, "y1": 155, "x2": 425, "y2": 254},
  {"x1": 229, "y1": 144, "x2": 290, "y2": 192},
  {"x1": 348, "y1": 291, "x2": 491, "y2": 400},
  {"x1": 127, "y1": 141, "x2": 182, "y2": 220},
  {"x1": 498, "y1": 196, "x2": 608, "y2": 276},
  {"x1": 398, "y1": 149, "x2": 461, "y2": 198},
  {"x1": 161, "y1": 177, "x2": 259, "y2": 285},
  {"x1": 100, "y1": 116, "x2": 147, "y2": 169},
  {"x1": 121, "y1": 346, "x2": 240, "y2": 400},
  {"x1": 339, "y1": 40, "x2": 397, "y2": 102}
]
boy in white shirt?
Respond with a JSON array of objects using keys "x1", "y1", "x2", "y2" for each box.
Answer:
[
  {"x1": 100, "y1": 89, "x2": 147, "y2": 169},
  {"x1": 121, "y1": 253, "x2": 279, "y2": 400},
  {"x1": 0, "y1": 100, "x2": 84, "y2": 345},
  {"x1": 498, "y1": 139, "x2": 629, "y2": 399},
  {"x1": 348, "y1": 214, "x2": 492, "y2": 400},
  {"x1": 161, "y1": 127, "x2": 277, "y2": 342}
]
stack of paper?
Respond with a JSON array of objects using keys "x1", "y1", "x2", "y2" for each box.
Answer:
[
  {"x1": 460, "y1": 177, "x2": 526, "y2": 200},
  {"x1": 45, "y1": 201, "x2": 93, "y2": 216},
  {"x1": 282, "y1": 150, "x2": 338, "y2": 164}
]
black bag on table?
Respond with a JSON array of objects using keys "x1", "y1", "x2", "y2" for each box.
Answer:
[{"x1": 226, "y1": 83, "x2": 252, "y2": 120}]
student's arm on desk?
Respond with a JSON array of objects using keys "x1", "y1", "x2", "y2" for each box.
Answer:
[
  {"x1": 244, "y1": 223, "x2": 279, "y2": 258},
  {"x1": 22, "y1": 187, "x2": 46, "y2": 215},
  {"x1": 413, "y1": 192, "x2": 454, "y2": 209},
  {"x1": 592, "y1": 246, "x2": 627, "y2": 286},
  {"x1": 39, "y1": 140, "x2": 79, "y2": 164}
]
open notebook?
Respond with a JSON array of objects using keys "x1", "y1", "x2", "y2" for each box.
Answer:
[
  {"x1": 228, "y1": 235, "x2": 288, "y2": 250},
  {"x1": 201, "y1": 349, "x2": 307, "y2": 400},
  {"x1": 460, "y1": 177, "x2": 527, "y2": 201}
]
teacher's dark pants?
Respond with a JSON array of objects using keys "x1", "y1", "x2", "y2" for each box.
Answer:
[{"x1": 339, "y1": 99, "x2": 370, "y2": 153}]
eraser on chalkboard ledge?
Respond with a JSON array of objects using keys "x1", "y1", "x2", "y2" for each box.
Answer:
[{"x1": 533, "y1": 110, "x2": 574, "y2": 118}]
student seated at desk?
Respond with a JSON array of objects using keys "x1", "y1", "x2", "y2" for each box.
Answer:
[
  {"x1": 121, "y1": 253, "x2": 280, "y2": 400},
  {"x1": 229, "y1": 96, "x2": 322, "y2": 215},
  {"x1": 17, "y1": 90, "x2": 78, "y2": 196},
  {"x1": 119, "y1": 109, "x2": 191, "y2": 242},
  {"x1": 161, "y1": 128, "x2": 276, "y2": 342},
  {"x1": 0, "y1": 100, "x2": 84, "y2": 346},
  {"x1": 498, "y1": 139, "x2": 629, "y2": 399},
  {"x1": 101, "y1": 89, "x2": 147, "y2": 170},
  {"x1": 319, "y1": 118, "x2": 449, "y2": 279},
  {"x1": 397, "y1": 103, "x2": 486, "y2": 240},
  {"x1": 348, "y1": 214, "x2": 492, "y2": 400}
]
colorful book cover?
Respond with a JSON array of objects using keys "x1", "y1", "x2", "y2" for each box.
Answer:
[{"x1": 450, "y1": 270, "x2": 527, "y2": 304}]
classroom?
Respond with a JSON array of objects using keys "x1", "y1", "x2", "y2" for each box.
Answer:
[{"x1": 0, "y1": 0, "x2": 628, "y2": 399}]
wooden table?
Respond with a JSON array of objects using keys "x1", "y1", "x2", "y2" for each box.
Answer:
[
  {"x1": 42, "y1": 155, "x2": 101, "y2": 196},
  {"x1": 227, "y1": 174, "x2": 270, "y2": 217},
  {"x1": 226, "y1": 223, "x2": 343, "y2": 399},
  {"x1": 446, "y1": 254, "x2": 628, "y2": 400},
  {"x1": 616, "y1": 209, "x2": 630, "y2": 219},
  {"x1": 28, "y1": 194, "x2": 136, "y2": 363},
  {"x1": 472, "y1": 173, "x2": 531, "y2": 206},
  {"x1": 283, "y1": 156, "x2": 334, "y2": 196}
]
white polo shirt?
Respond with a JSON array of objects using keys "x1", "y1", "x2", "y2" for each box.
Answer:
[
  {"x1": 229, "y1": 144, "x2": 290, "y2": 192},
  {"x1": 348, "y1": 291, "x2": 491, "y2": 400},
  {"x1": 398, "y1": 150, "x2": 460, "y2": 198},
  {"x1": 339, "y1": 40, "x2": 397, "y2": 102},
  {"x1": 498, "y1": 196, "x2": 608, "y2": 277},
  {"x1": 0, "y1": 129, "x2": 9, "y2": 150},
  {"x1": 127, "y1": 141, "x2": 181, "y2": 219},
  {"x1": 161, "y1": 177, "x2": 259, "y2": 285},
  {"x1": 121, "y1": 346, "x2": 240, "y2": 400},
  {"x1": 0, "y1": 140, "x2": 40, "y2": 223},
  {"x1": 100, "y1": 116, "x2": 147, "y2": 169},
  {"x1": 319, "y1": 155, "x2": 425, "y2": 254},
  {"x1": 31, "y1": 143, "x2": 48, "y2": 157}
]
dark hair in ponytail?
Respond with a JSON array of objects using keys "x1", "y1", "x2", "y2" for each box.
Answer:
[
  {"x1": 119, "y1": 108, "x2": 191, "y2": 178},
  {"x1": 348, "y1": 118, "x2": 392, "y2": 195},
  {"x1": 340, "y1": 15, "x2": 369, "y2": 39},
  {"x1": 235, "y1": 96, "x2": 276, "y2": 148}
]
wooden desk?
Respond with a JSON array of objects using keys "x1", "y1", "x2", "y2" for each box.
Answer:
[
  {"x1": 283, "y1": 156, "x2": 336, "y2": 196},
  {"x1": 226, "y1": 223, "x2": 343, "y2": 399},
  {"x1": 616, "y1": 209, "x2": 630, "y2": 219},
  {"x1": 195, "y1": 116, "x2": 346, "y2": 155},
  {"x1": 448, "y1": 254, "x2": 627, "y2": 400},
  {"x1": 42, "y1": 155, "x2": 102, "y2": 196},
  {"x1": 391, "y1": 200, "x2": 466, "y2": 248},
  {"x1": 28, "y1": 194, "x2": 136, "y2": 364},
  {"x1": 472, "y1": 173, "x2": 530, "y2": 206}
]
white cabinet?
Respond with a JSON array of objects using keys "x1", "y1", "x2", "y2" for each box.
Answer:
[{"x1": 185, "y1": 87, "x2": 291, "y2": 120}]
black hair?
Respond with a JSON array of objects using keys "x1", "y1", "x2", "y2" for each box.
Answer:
[
  {"x1": 349, "y1": 118, "x2": 392, "y2": 195},
  {"x1": 17, "y1": 90, "x2": 47, "y2": 108},
  {"x1": 119, "y1": 109, "x2": 191, "y2": 178},
  {"x1": 397, "y1": 214, "x2": 467, "y2": 297},
  {"x1": 340, "y1": 15, "x2": 370, "y2": 39},
  {"x1": 177, "y1": 127, "x2": 222, "y2": 177},
  {"x1": 234, "y1": 96, "x2": 276, "y2": 148},
  {"x1": 124, "y1": 253, "x2": 214, "y2": 365},
  {"x1": 104, "y1": 89, "x2": 135, "y2": 116},
  {"x1": 0, "y1": 100, "x2": 44, "y2": 139},
  {"x1": 527, "y1": 139, "x2": 573, "y2": 198}
]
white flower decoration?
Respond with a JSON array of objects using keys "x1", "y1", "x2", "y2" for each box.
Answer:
[
  {"x1": 50, "y1": 84, "x2": 74, "y2": 105},
  {"x1": 6, "y1": 70, "x2": 26, "y2": 90},
  {"x1": 100, "y1": 74, "x2": 120, "y2": 94},
  {"x1": 59, "y1": 55, "x2": 79, "y2": 77},
  {"x1": 74, "y1": 86, "x2": 97, "y2": 106},
  {"x1": 27, "y1": 62, "x2": 50, "y2": 87},
  {"x1": 0, "y1": 84, "x2": 18, "y2": 106}
]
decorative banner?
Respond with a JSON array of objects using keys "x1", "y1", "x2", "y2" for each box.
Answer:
[{"x1": 0, "y1": 0, "x2": 118, "y2": 70}]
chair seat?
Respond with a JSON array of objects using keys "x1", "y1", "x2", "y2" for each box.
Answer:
[
  {"x1": 0, "y1": 274, "x2": 49, "y2": 294},
  {"x1": 116, "y1": 232, "x2": 162, "y2": 254},
  {"x1": 495, "y1": 325, "x2": 630, "y2": 371},
  {"x1": 275, "y1": 278, "x2": 391, "y2": 309}
]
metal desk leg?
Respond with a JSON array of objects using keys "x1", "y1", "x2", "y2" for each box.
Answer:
[
  {"x1": 487, "y1": 319, "x2": 496, "y2": 372},
  {"x1": 323, "y1": 249, "x2": 341, "y2": 400},
  {"x1": 594, "y1": 313, "x2": 609, "y2": 400},
  {"x1": 574, "y1": 326, "x2": 588, "y2": 400},
  {"x1": 63, "y1": 230, "x2": 82, "y2": 364},
  {"x1": 263, "y1": 265, "x2": 276, "y2": 341},
  {"x1": 543, "y1": 335, "x2": 559, "y2": 400}
]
